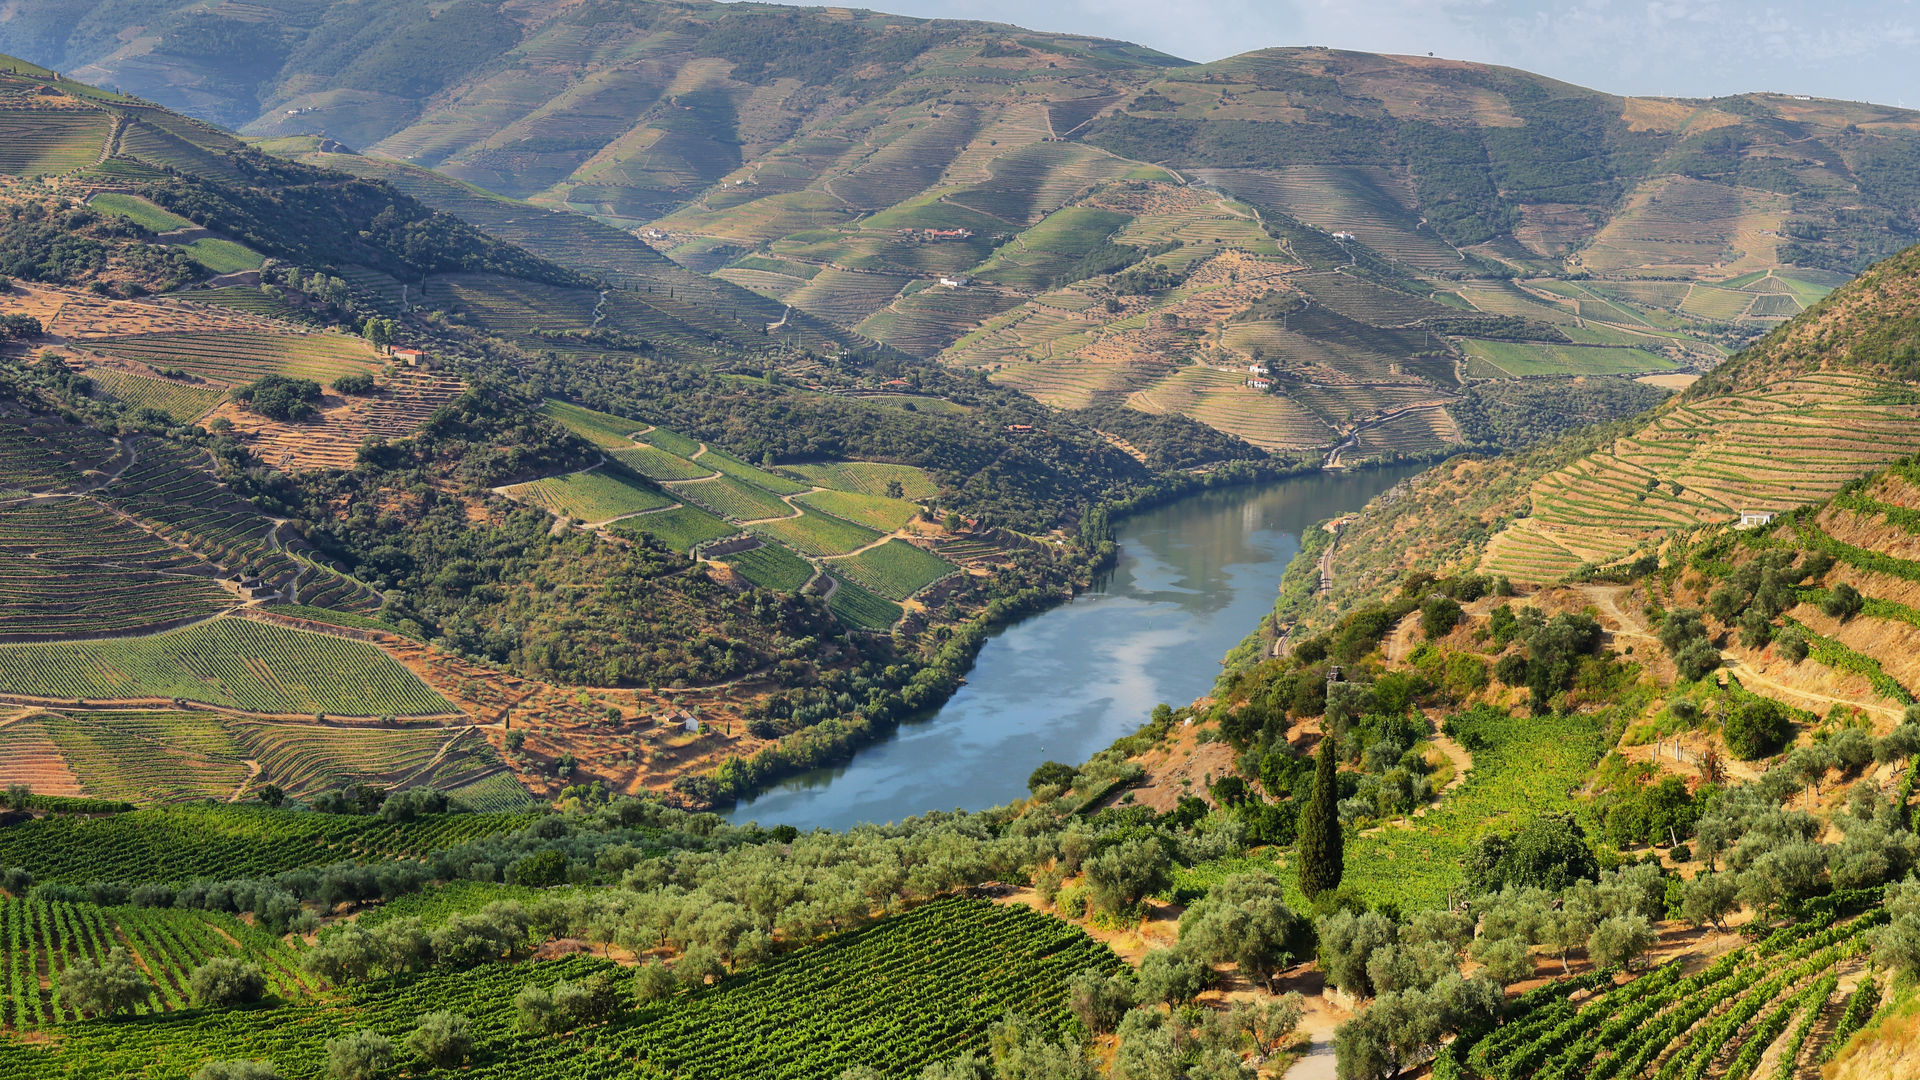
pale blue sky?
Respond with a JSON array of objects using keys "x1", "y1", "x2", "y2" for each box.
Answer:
[{"x1": 815, "y1": 0, "x2": 1920, "y2": 105}]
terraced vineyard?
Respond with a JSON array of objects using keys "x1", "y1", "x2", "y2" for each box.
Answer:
[
  {"x1": 0, "y1": 804, "x2": 539, "y2": 884},
  {"x1": 1460, "y1": 338, "x2": 1678, "y2": 377},
  {"x1": 439, "y1": 274, "x2": 600, "y2": 339},
  {"x1": 0, "y1": 106, "x2": 111, "y2": 175},
  {"x1": 81, "y1": 367, "x2": 222, "y2": 423},
  {"x1": 719, "y1": 541, "x2": 816, "y2": 592},
  {"x1": 827, "y1": 575, "x2": 904, "y2": 631},
  {"x1": 671, "y1": 474, "x2": 793, "y2": 522},
  {"x1": 1, "y1": 897, "x2": 317, "y2": 1030},
  {"x1": 100, "y1": 440, "x2": 303, "y2": 588},
  {"x1": 86, "y1": 193, "x2": 193, "y2": 232},
  {"x1": 782, "y1": 462, "x2": 938, "y2": 500},
  {"x1": 795, "y1": 489, "x2": 920, "y2": 532},
  {"x1": 226, "y1": 721, "x2": 488, "y2": 799},
  {"x1": 0, "y1": 617, "x2": 453, "y2": 716},
  {"x1": 825, "y1": 540, "x2": 956, "y2": 601},
  {"x1": 696, "y1": 447, "x2": 808, "y2": 495},
  {"x1": 26, "y1": 710, "x2": 248, "y2": 803},
  {"x1": 537, "y1": 400, "x2": 645, "y2": 448},
  {"x1": 756, "y1": 509, "x2": 881, "y2": 558},
  {"x1": 614, "y1": 445, "x2": 716, "y2": 481},
  {"x1": 1462, "y1": 900, "x2": 1883, "y2": 1080},
  {"x1": 0, "y1": 501, "x2": 231, "y2": 640},
  {"x1": 83, "y1": 331, "x2": 378, "y2": 387},
  {"x1": 173, "y1": 285, "x2": 322, "y2": 325},
  {"x1": 501, "y1": 467, "x2": 672, "y2": 524},
  {"x1": 611, "y1": 506, "x2": 738, "y2": 554},
  {"x1": 0, "y1": 416, "x2": 119, "y2": 494},
  {"x1": 1484, "y1": 372, "x2": 1920, "y2": 581}
]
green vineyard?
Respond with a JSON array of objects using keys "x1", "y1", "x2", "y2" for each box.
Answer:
[
  {"x1": 501, "y1": 468, "x2": 673, "y2": 524},
  {"x1": 0, "y1": 617, "x2": 454, "y2": 716},
  {"x1": 83, "y1": 368, "x2": 223, "y2": 424},
  {"x1": 609, "y1": 506, "x2": 737, "y2": 554},
  {"x1": 719, "y1": 541, "x2": 816, "y2": 592},
  {"x1": 0, "y1": 897, "x2": 1113, "y2": 1079},
  {"x1": 85, "y1": 332, "x2": 377, "y2": 388},
  {"x1": 1460, "y1": 897, "x2": 1885, "y2": 1080},
  {"x1": 2, "y1": 897, "x2": 316, "y2": 1030},
  {"x1": 0, "y1": 501, "x2": 233, "y2": 639},
  {"x1": 826, "y1": 539, "x2": 956, "y2": 601},
  {"x1": 0, "y1": 804, "x2": 540, "y2": 884},
  {"x1": 827, "y1": 575, "x2": 904, "y2": 630}
]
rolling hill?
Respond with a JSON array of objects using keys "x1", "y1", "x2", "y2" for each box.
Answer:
[{"x1": 13, "y1": 2, "x2": 1919, "y2": 461}]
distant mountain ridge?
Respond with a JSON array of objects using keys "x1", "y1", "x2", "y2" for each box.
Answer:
[{"x1": 14, "y1": 0, "x2": 1920, "y2": 462}]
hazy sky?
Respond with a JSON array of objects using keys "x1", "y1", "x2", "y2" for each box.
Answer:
[{"x1": 813, "y1": 0, "x2": 1920, "y2": 106}]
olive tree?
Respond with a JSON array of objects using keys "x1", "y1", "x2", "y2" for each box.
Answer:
[
  {"x1": 405, "y1": 1011, "x2": 472, "y2": 1068},
  {"x1": 324, "y1": 1030, "x2": 394, "y2": 1080},
  {"x1": 58, "y1": 947, "x2": 150, "y2": 1018},
  {"x1": 190, "y1": 957, "x2": 268, "y2": 1007}
]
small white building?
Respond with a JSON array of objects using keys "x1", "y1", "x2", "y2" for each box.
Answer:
[
  {"x1": 1248, "y1": 363, "x2": 1269, "y2": 376},
  {"x1": 1247, "y1": 377, "x2": 1272, "y2": 391},
  {"x1": 1331, "y1": 230, "x2": 1357, "y2": 241},
  {"x1": 1737, "y1": 510, "x2": 1775, "y2": 529},
  {"x1": 393, "y1": 348, "x2": 425, "y2": 366},
  {"x1": 938, "y1": 276, "x2": 971, "y2": 288}
]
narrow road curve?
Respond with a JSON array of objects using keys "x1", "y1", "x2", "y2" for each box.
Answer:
[{"x1": 228, "y1": 759, "x2": 261, "y2": 803}]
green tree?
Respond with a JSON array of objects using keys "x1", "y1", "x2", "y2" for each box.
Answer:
[
  {"x1": 1298, "y1": 736, "x2": 1343, "y2": 898},
  {"x1": 1137, "y1": 947, "x2": 1213, "y2": 1006},
  {"x1": 1228, "y1": 992, "x2": 1306, "y2": 1055},
  {"x1": 1869, "y1": 877, "x2": 1920, "y2": 976},
  {"x1": 1822, "y1": 583, "x2": 1864, "y2": 620},
  {"x1": 58, "y1": 947, "x2": 149, "y2": 1017},
  {"x1": 1587, "y1": 914, "x2": 1654, "y2": 970},
  {"x1": 1725, "y1": 698, "x2": 1793, "y2": 760},
  {"x1": 1420, "y1": 596, "x2": 1462, "y2": 640},
  {"x1": 1316, "y1": 909, "x2": 1396, "y2": 998},
  {"x1": 406, "y1": 1011, "x2": 472, "y2": 1068},
  {"x1": 1027, "y1": 761, "x2": 1077, "y2": 794},
  {"x1": 1085, "y1": 838, "x2": 1170, "y2": 917},
  {"x1": 325, "y1": 1031, "x2": 394, "y2": 1080},
  {"x1": 1064, "y1": 968, "x2": 1136, "y2": 1034},
  {"x1": 189, "y1": 957, "x2": 267, "y2": 1006},
  {"x1": 1178, "y1": 873, "x2": 1308, "y2": 991},
  {"x1": 361, "y1": 318, "x2": 396, "y2": 352},
  {"x1": 632, "y1": 960, "x2": 678, "y2": 1003}
]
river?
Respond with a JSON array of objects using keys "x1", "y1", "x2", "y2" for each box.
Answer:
[{"x1": 727, "y1": 464, "x2": 1428, "y2": 831}]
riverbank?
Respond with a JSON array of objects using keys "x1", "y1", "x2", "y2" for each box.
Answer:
[{"x1": 725, "y1": 463, "x2": 1429, "y2": 829}]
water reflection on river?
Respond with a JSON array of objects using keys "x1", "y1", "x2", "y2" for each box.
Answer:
[{"x1": 727, "y1": 464, "x2": 1427, "y2": 831}]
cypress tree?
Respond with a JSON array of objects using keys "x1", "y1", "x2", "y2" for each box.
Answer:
[{"x1": 1298, "y1": 734, "x2": 1343, "y2": 898}]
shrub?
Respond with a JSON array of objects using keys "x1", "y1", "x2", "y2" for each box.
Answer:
[
  {"x1": 1028, "y1": 760, "x2": 1077, "y2": 793},
  {"x1": 189, "y1": 957, "x2": 268, "y2": 1007},
  {"x1": 332, "y1": 372, "x2": 376, "y2": 395},
  {"x1": 58, "y1": 947, "x2": 150, "y2": 1017},
  {"x1": 509, "y1": 849, "x2": 569, "y2": 887},
  {"x1": 405, "y1": 1011, "x2": 471, "y2": 1068},
  {"x1": 1674, "y1": 640, "x2": 1722, "y2": 682},
  {"x1": 1724, "y1": 698, "x2": 1794, "y2": 760},
  {"x1": 325, "y1": 1030, "x2": 394, "y2": 1080},
  {"x1": 1137, "y1": 947, "x2": 1213, "y2": 1006},
  {"x1": 1421, "y1": 597, "x2": 1462, "y2": 640},
  {"x1": 1822, "y1": 583, "x2": 1864, "y2": 620},
  {"x1": 234, "y1": 375, "x2": 323, "y2": 421}
]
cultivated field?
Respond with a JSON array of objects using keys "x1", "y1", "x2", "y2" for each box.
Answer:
[{"x1": 0, "y1": 617, "x2": 454, "y2": 716}]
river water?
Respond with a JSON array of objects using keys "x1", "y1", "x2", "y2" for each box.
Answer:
[{"x1": 727, "y1": 464, "x2": 1427, "y2": 831}]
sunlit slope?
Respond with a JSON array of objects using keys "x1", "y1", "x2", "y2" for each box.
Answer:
[{"x1": 1482, "y1": 243, "x2": 1920, "y2": 581}]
